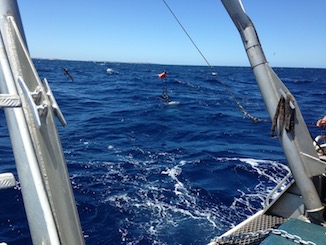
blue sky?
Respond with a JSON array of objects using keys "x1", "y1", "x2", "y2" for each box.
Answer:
[{"x1": 18, "y1": 0, "x2": 326, "y2": 68}]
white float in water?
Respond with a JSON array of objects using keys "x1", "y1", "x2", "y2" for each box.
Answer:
[{"x1": 107, "y1": 68, "x2": 118, "y2": 74}]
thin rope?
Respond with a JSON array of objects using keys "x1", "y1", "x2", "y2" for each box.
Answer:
[
  {"x1": 162, "y1": 0, "x2": 212, "y2": 68},
  {"x1": 162, "y1": 0, "x2": 261, "y2": 123}
]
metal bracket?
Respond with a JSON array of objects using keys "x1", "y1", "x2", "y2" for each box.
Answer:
[
  {"x1": 43, "y1": 78, "x2": 67, "y2": 127},
  {"x1": 16, "y1": 77, "x2": 66, "y2": 128},
  {"x1": 17, "y1": 77, "x2": 43, "y2": 128}
]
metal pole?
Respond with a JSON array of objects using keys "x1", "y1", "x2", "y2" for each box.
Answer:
[
  {"x1": 221, "y1": 0, "x2": 325, "y2": 223},
  {"x1": 0, "y1": 0, "x2": 85, "y2": 243}
]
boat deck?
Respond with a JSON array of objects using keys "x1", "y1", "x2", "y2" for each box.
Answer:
[
  {"x1": 261, "y1": 218, "x2": 326, "y2": 244},
  {"x1": 211, "y1": 214, "x2": 286, "y2": 244},
  {"x1": 211, "y1": 213, "x2": 326, "y2": 244}
]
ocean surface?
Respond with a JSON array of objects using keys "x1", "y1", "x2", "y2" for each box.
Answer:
[{"x1": 0, "y1": 59, "x2": 325, "y2": 244}]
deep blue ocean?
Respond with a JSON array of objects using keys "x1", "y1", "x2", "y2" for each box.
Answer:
[{"x1": 0, "y1": 59, "x2": 325, "y2": 244}]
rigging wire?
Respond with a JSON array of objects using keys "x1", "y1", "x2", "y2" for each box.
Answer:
[
  {"x1": 162, "y1": 0, "x2": 212, "y2": 68},
  {"x1": 161, "y1": 0, "x2": 261, "y2": 123}
]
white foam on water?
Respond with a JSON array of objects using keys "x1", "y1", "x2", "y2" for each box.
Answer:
[
  {"x1": 77, "y1": 146, "x2": 291, "y2": 243},
  {"x1": 215, "y1": 156, "x2": 291, "y2": 221},
  {"x1": 161, "y1": 160, "x2": 197, "y2": 205},
  {"x1": 102, "y1": 156, "x2": 223, "y2": 242},
  {"x1": 167, "y1": 101, "x2": 179, "y2": 105}
]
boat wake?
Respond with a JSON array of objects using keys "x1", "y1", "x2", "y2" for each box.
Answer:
[
  {"x1": 69, "y1": 144, "x2": 291, "y2": 244},
  {"x1": 216, "y1": 157, "x2": 291, "y2": 222}
]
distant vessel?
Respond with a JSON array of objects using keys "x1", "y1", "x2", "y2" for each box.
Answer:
[{"x1": 210, "y1": 1, "x2": 326, "y2": 244}]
